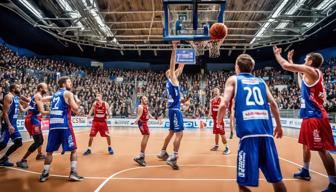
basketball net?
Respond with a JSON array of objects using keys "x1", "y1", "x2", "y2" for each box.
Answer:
[
  {"x1": 189, "y1": 41, "x2": 208, "y2": 56},
  {"x1": 208, "y1": 39, "x2": 224, "y2": 58}
]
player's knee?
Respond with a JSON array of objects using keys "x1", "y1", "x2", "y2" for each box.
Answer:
[
  {"x1": 28, "y1": 143, "x2": 39, "y2": 152},
  {"x1": 37, "y1": 136, "x2": 44, "y2": 146},
  {"x1": 13, "y1": 139, "x2": 23, "y2": 148}
]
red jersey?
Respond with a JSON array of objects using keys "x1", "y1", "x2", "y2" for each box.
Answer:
[
  {"x1": 93, "y1": 101, "x2": 107, "y2": 122},
  {"x1": 140, "y1": 105, "x2": 149, "y2": 122},
  {"x1": 211, "y1": 96, "x2": 222, "y2": 119}
]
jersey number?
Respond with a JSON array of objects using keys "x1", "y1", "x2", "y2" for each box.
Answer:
[
  {"x1": 244, "y1": 87, "x2": 264, "y2": 106},
  {"x1": 52, "y1": 97, "x2": 60, "y2": 109}
]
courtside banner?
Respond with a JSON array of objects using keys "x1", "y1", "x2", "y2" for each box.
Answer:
[{"x1": 176, "y1": 49, "x2": 196, "y2": 64}]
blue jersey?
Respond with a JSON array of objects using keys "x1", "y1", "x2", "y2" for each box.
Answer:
[
  {"x1": 299, "y1": 70, "x2": 327, "y2": 119},
  {"x1": 234, "y1": 73, "x2": 273, "y2": 138},
  {"x1": 8, "y1": 95, "x2": 19, "y2": 127},
  {"x1": 49, "y1": 89, "x2": 71, "y2": 130},
  {"x1": 166, "y1": 79, "x2": 181, "y2": 110}
]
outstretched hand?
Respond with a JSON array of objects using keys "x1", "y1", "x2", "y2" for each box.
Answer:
[
  {"x1": 172, "y1": 41, "x2": 179, "y2": 49},
  {"x1": 287, "y1": 50, "x2": 294, "y2": 63},
  {"x1": 273, "y1": 45, "x2": 282, "y2": 55}
]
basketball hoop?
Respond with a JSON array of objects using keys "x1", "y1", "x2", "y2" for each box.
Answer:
[
  {"x1": 208, "y1": 39, "x2": 224, "y2": 58},
  {"x1": 189, "y1": 41, "x2": 208, "y2": 56}
]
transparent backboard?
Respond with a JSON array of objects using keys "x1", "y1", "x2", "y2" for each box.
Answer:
[{"x1": 163, "y1": 0, "x2": 226, "y2": 41}]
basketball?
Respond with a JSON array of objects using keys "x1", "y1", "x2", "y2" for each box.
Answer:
[{"x1": 209, "y1": 23, "x2": 228, "y2": 40}]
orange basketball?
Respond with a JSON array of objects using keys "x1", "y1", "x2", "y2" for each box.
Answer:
[{"x1": 209, "y1": 23, "x2": 228, "y2": 40}]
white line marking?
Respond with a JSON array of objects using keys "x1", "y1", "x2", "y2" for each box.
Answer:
[
  {"x1": 279, "y1": 157, "x2": 328, "y2": 178},
  {"x1": 111, "y1": 177, "x2": 299, "y2": 181},
  {"x1": 0, "y1": 166, "x2": 107, "y2": 180}
]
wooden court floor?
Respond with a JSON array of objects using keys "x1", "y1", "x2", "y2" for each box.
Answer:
[{"x1": 0, "y1": 128, "x2": 334, "y2": 192}]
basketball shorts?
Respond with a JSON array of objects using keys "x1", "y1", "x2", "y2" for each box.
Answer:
[
  {"x1": 168, "y1": 109, "x2": 184, "y2": 132},
  {"x1": 138, "y1": 121, "x2": 150, "y2": 135},
  {"x1": 237, "y1": 136, "x2": 283, "y2": 187},
  {"x1": 299, "y1": 118, "x2": 336, "y2": 151},
  {"x1": 212, "y1": 118, "x2": 225, "y2": 135},
  {"x1": 46, "y1": 128, "x2": 77, "y2": 153},
  {"x1": 90, "y1": 120, "x2": 109, "y2": 137},
  {"x1": 0, "y1": 123, "x2": 21, "y2": 146},
  {"x1": 25, "y1": 114, "x2": 42, "y2": 136}
]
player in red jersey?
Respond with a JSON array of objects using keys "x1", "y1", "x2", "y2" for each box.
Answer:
[
  {"x1": 208, "y1": 88, "x2": 230, "y2": 154},
  {"x1": 274, "y1": 46, "x2": 336, "y2": 192},
  {"x1": 134, "y1": 96, "x2": 161, "y2": 166},
  {"x1": 83, "y1": 93, "x2": 113, "y2": 155}
]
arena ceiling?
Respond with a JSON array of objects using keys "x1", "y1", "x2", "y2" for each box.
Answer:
[{"x1": 1, "y1": 0, "x2": 336, "y2": 54}]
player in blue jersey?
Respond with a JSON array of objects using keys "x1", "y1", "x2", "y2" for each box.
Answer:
[
  {"x1": 40, "y1": 76, "x2": 83, "y2": 182},
  {"x1": 0, "y1": 84, "x2": 30, "y2": 166},
  {"x1": 217, "y1": 54, "x2": 287, "y2": 192},
  {"x1": 274, "y1": 46, "x2": 336, "y2": 192},
  {"x1": 17, "y1": 83, "x2": 51, "y2": 169},
  {"x1": 157, "y1": 41, "x2": 185, "y2": 170}
]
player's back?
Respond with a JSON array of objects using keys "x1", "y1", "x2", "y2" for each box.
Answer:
[
  {"x1": 49, "y1": 88, "x2": 70, "y2": 130},
  {"x1": 234, "y1": 73, "x2": 273, "y2": 139},
  {"x1": 300, "y1": 69, "x2": 327, "y2": 119},
  {"x1": 28, "y1": 96, "x2": 40, "y2": 116},
  {"x1": 93, "y1": 102, "x2": 107, "y2": 122},
  {"x1": 166, "y1": 79, "x2": 181, "y2": 110}
]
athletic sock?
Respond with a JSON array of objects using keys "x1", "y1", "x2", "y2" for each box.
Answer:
[
  {"x1": 303, "y1": 162, "x2": 310, "y2": 170},
  {"x1": 160, "y1": 150, "x2": 166, "y2": 156},
  {"x1": 139, "y1": 152, "x2": 145, "y2": 158},
  {"x1": 88, "y1": 147, "x2": 92, "y2": 151},
  {"x1": 328, "y1": 176, "x2": 336, "y2": 185},
  {"x1": 172, "y1": 151, "x2": 178, "y2": 159},
  {"x1": 43, "y1": 165, "x2": 50, "y2": 173},
  {"x1": 71, "y1": 161, "x2": 77, "y2": 172}
]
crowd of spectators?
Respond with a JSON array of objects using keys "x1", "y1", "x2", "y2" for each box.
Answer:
[{"x1": 1, "y1": 44, "x2": 336, "y2": 119}]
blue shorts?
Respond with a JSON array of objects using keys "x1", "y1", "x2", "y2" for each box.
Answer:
[
  {"x1": 0, "y1": 123, "x2": 21, "y2": 146},
  {"x1": 46, "y1": 128, "x2": 77, "y2": 153},
  {"x1": 237, "y1": 136, "x2": 283, "y2": 187},
  {"x1": 168, "y1": 109, "x2": 184, "y2": 132}
]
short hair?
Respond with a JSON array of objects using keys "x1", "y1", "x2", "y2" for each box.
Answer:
[
  {"x1": 37, "y1": 83, "x2": 44, "y2": 91},
  {"x1": 307, "y1": 52, "x2": 324, "y2": 68},
  {"x1": 236, "y1": 54, "x2": 255, "y2": 73},
  {"x1": 9, "y1": 84, "x2": 17, "y2": 92},
  {"x1": 58, "y1": 76, "x2": 70, "y2": 88}
]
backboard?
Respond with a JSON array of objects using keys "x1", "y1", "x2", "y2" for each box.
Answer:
[{"x1": 163, "y1": 0, "x2": 226, "y2": 41}]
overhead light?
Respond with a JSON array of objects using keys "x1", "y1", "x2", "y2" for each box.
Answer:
[
  {"x1": 250, "y1": 0, "x2": 289, "y2": 44},
  {"x1": 276, "y1": 22, "x2": 289, "y2": 29},
  {"x1": 303, "y1": 22, "x2": 315, "y2": 28},
  {"x1": 285, "y1": 0, "x2": 306, "y2": 15},
  {"x1": 315, "y1": 0, "x2": 336, "y2": 10},
  {"x1": 18, "y1": 0, "x2": 43, "y2": 19}
]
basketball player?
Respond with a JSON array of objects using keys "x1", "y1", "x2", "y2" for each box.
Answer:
[
  {"x1": 83, "y1": 93, "x2": 113, "y2": 155},
  {"x1": 273, "y1": 46, "x2": 336, "y2": 192},
  {"x1": 134, "y1": 96, "x2": 161, "y2": 166},
  {"x1": 217, "y1": 54, "x2": 287, "y2": 192},
  {"x1": 17, "y1": 83, "x2": 50, "y2": 169},
  {"x1": 40, "y1": 76, "x2": 83, "y2": 182},
  {"x1": 0, "y1": 84, "x2": 30, "y2": 166},
  {"x1": 157, "y1": 41, "x2": 185, "y2": 170},
  {"x1": 208, "y1": 87, "x2": 230, "y2": 154}
]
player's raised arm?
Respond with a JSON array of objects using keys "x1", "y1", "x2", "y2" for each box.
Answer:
[
  {"x1": 217, "y1": 76, "x2": 235, "y2": 124},
  {"x1": 169, "y1": 41, "x2": 178, "y2": 85},
  {"x1": 65, "y1": 91, "x2": 80, "y2": 114},
  {"x1": 35, "y1": 94, "x2": 50, "y2": 115},
  {"x1": 264, "y1": 83, "x2": 283, "y2": 139},
  {"x1": 273, "y1": 46, "x2": 317, "y2": 79},
  {"x1": 175, "y1": 64, "x2": 185, "y2": 78}
]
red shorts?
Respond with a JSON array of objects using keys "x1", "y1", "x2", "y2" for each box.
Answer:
[
  {"x1": 213, "y1": 118, "x2": 225, "y2": 135},
  {"x1": 138, "y1": 121, "x2": 150, "y2": 135},
  {"x1": 24, "y1": 115, "x2": 42, "y2": 136},
  {"x1": 299, "y1": 118, "x2": 336, "y2": 151},
  {"x1": 90, "y1": 121, "x2": 109, "y2": 137}
]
